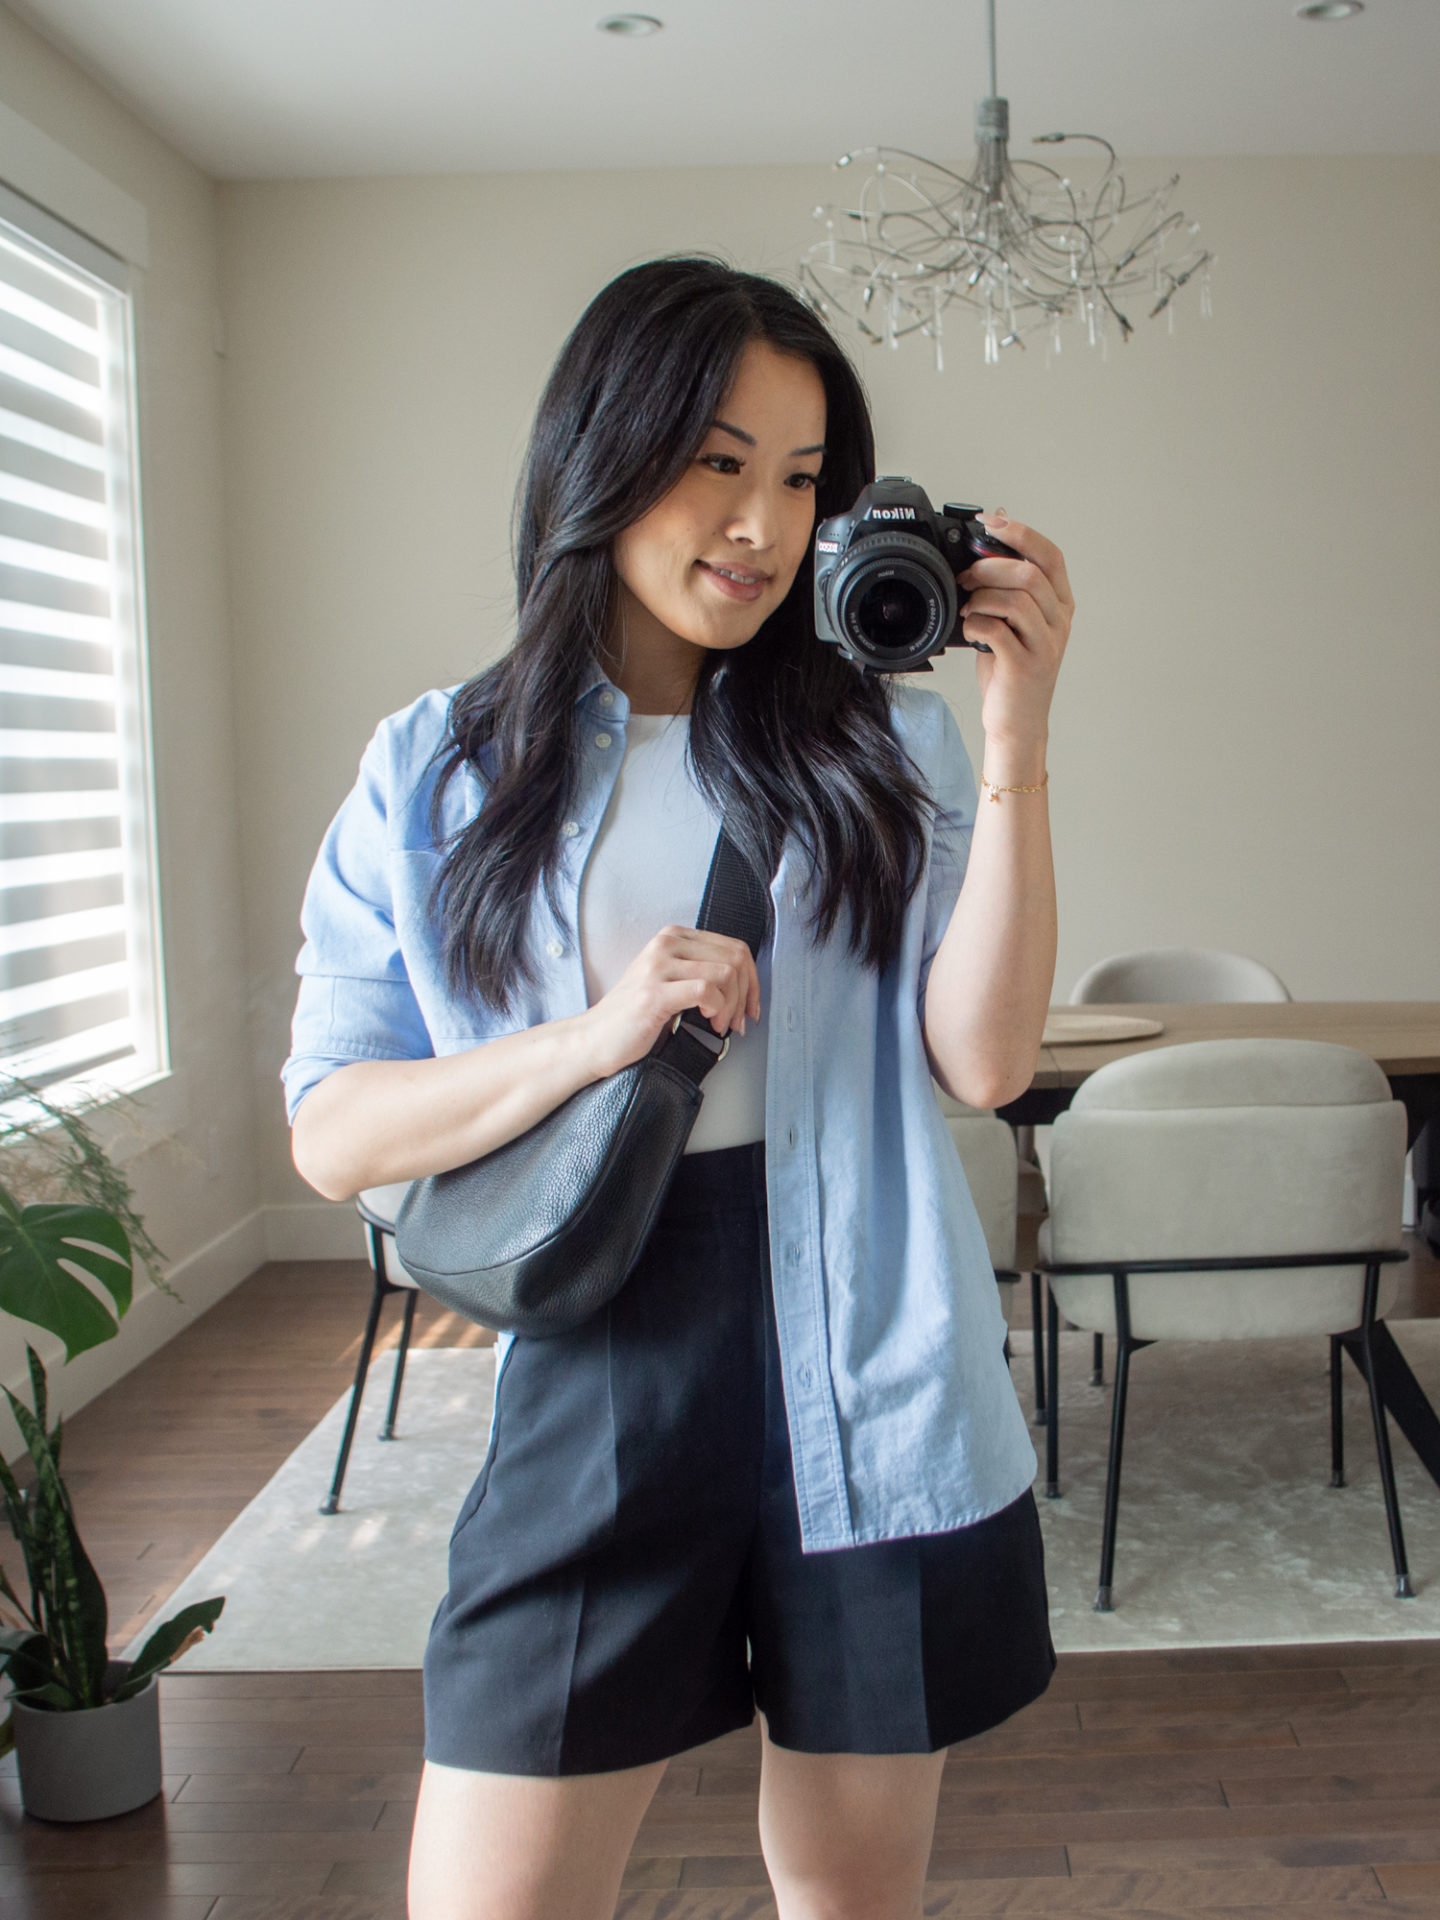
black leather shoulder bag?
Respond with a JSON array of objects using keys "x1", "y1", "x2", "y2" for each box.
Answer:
[{"x1": 394, "y1": 827, "x2": 770, "y2": 1338}]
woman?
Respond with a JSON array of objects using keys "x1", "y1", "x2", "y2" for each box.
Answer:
[{"x1": 285, "y1": 257, "x2": 1072, "y2": 1920}]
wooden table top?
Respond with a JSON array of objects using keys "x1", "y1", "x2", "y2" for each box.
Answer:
[{"x1": 1031, "y1": 1001, "x2": 1440, "y2": 1090}]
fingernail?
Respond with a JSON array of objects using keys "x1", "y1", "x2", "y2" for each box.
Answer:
[
  {"x1": 981, "y1": 508, "x2": 1008, "y2": 525},
  {"x1": 739, "y1": 1016, "x2": 747, "y2": 1036}
]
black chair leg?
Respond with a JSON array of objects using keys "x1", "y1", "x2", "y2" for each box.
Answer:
[
  {"x1": 1096, "y1": 1275, "x2": 1134, "y2": 1612},
  {"x1": 1030, "y1": 1271, "x2": 1047, "y2": 1423},
  {"x1": 1357, "y1": 1265, "x2": 1413, "y2": 1598},
  {"x1": 1330, "y1": 1334, "x2": 1346, "y2": 1488},
  {"x1": 1045, "y1": 1280, "x2": 1061, "y2": 1498},
  {"x1": 380, "y1": 1287, "x2": 418, "y2": 1441},
  {"x1": 1091, "y1": 1332, "x2": 1105, "y2": 1387},
  {"x1": 320, "y1": 1271, "x2": 387, "y2": 1516}
]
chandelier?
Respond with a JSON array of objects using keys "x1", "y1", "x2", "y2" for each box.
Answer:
[{"x1": 798, "y1": 0, "x2": 1212, "y2": 366}]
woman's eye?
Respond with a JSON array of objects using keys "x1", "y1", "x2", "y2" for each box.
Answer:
[
  {"x1": 787, "y1": 472, "x2": 820, "y2": 490},
  {"x1": 700, "y1": 452, "x2": 742, "y2": 474}
]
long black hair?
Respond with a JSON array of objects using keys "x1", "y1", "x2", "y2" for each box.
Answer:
[{"x1": 432, "y1": 256, "x2": 936, "y2": 1014}]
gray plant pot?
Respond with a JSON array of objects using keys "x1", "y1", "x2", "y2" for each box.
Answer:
[{"x1": 12, "y1": 1660, "x2": 162, "y2": 1822}]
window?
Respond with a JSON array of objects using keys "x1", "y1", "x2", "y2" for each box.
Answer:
[{"x1": 0, "y1": 182, "x2": 165, "y2": 1100}]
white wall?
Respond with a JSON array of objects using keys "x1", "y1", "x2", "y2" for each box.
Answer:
[
  {"x1": 217, "y1": 159, "x2": 1440, "y2": 1231},
  {"x1": 0, "y1": 6, "x2": 265, "y2": 1427}
]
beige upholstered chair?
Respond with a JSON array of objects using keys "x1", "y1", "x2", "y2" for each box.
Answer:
[
  {"x1": 1061, "y1": 945, "x2": 1293, "y2": 1389},
  {"x1": 322, "y1": 1183, "x2": 420, "y2": 1515},
  {"x1": 1070, "y1": 946, "x2": 1292, "y2": 1006},
  {"x1": 1037, "y1": 1039, "x2": 1409, "y2": 1611}
]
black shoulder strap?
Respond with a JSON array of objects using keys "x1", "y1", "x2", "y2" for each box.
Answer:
[
  {"x1": 697, "y1": 827, "x2": 771, "y2": 956},
  {"x1": 650, "y1": 826, "x2": 772, "y2": 1086}
]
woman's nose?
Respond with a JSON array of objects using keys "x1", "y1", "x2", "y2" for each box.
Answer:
[{"x1": 724, "y1": 480, "x2": 781, "y2": 550}]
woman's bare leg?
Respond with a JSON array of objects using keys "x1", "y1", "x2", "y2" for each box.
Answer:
[
  {"x1": 756, "y1": 1730, "x2": 947, "y2": 1920},
  {"x1": 407, "y1": 1755, "x2": 667, "y2": 1920}
]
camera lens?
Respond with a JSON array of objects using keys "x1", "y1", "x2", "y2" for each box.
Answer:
[
  {"x1": 854, "y1": 577, "x2": 931, "y2": 653},
  {"x1": 827, "y1": 533, "x2": 955, "y2": 670}
]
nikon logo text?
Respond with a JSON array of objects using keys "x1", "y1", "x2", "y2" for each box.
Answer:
[{"x1": 869, "y1": 507, "x2": 917, "y2": 521}]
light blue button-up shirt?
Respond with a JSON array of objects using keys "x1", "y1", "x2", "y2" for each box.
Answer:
[{"x1": 284, "y1": 669, "x2": 1037, "y2": 1551}]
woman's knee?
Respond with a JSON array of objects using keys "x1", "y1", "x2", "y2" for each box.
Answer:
[{"x1": 756, "y1": 1742, "x2": 946, "y2": 1920}]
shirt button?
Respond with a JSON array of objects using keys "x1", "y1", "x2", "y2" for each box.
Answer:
[
  {"x1": 787, "y1": 1124, "x2": 798, "y2": 1149},
  {"x1": 595, "y1": 732, "x2": 612, "y2": 749},
  {"x1": 786, "y1": 1008, "x2": 797, "y2": 1030},
  {"x1": 797, "y1": 1363, "x2": 814, "y2": 1389},
  {"x1": 599, "y1": 689, "x2": 615, "y2": 706},
  {"x1": 546, "y1": 939, "x2": 565, "y2": 959},
  {"x1": 561, "y1": 820, "x2": 580, "y2": 838},
  {"x1": 791, "y1": 893, "x2": 801, "y2": 910},
  {"x1": 786, "y1": 1242, "x2": 801, "y2": 1266}
]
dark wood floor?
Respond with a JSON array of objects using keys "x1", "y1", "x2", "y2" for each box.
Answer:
[{"x1": 7, "y1": 1228, "x2": 1440, "y2": 1919}]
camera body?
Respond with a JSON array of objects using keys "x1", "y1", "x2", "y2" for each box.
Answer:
[{"x1": 813, "y1": 477, "x2": 1017, "y2": 673}]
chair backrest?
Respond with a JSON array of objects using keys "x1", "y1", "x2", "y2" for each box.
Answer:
[
  {"x1": 933, "y1": 1086, "x2": 1018, "y2": 1277},
  {"x1": 1043, "y1": 1039, "x2": 1405, "y2": 1340},
  {"x1": 357, "y1": 1183, "x2": 421, "y2": 1289},
  {"x1": 1070, "y1": 946, "x2": 1291, "y2": 1006}
]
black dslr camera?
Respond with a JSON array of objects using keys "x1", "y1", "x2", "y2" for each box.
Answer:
[{"x1": 813, "y1": 478, "x2": 1018, "y2": 673}]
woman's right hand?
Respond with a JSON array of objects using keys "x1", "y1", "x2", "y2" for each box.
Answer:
[{"x1": 579, "y1": 927, "x2": 762, "y2": 1081}]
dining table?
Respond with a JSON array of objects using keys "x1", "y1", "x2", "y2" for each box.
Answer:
[{"x1": 998, "y1": 1000, "x2": 1440, "y2": 1494}]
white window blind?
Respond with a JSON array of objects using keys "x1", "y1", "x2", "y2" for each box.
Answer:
[{"x1": 0, "y1": 183, "x2": 165, "y2": 1100}]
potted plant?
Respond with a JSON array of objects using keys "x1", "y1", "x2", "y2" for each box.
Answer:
[{"x1": 0, "y1": 1083, "x2": 224, "y2": 1822}]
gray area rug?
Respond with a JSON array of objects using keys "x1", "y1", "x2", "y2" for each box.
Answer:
[{"x1": 139, "y1": 1326, "x2": 1440, "y2": 1671}]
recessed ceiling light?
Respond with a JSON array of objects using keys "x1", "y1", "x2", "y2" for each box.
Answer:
[
  {"x1": 1295, "y1": 2, "x2": 1363, "y2": 18},
  {"x1": 596, "y1": 13, "x2": 663, "y2": 35}
]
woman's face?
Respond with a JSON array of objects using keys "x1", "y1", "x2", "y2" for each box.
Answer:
[{"x1": 611, "y1": 340, "x2": 827, "y2": 666}]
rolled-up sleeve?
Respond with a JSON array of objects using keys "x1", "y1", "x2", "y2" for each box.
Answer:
[
  {"x1": 915, "y1": 696, "x2": 977, "y2": 1026},
  {"x1": 282, "y1": 725, "x2": 435, "y2": 1124}
]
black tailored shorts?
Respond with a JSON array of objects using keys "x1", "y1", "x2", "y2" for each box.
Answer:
[{"x1": 422, "y1": 1140, "x2": 1055, "y2": 1776}]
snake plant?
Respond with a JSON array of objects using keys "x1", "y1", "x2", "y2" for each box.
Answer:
[
  {"x1": 0, "y1": 1088, "x2": 224, "y2": 1729},
  {"x1": 0, "y1": 1345, "x2": 222, "y2": 1712}
]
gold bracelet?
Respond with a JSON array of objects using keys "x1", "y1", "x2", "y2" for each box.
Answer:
[{"x1": 981, "y1": 771, "x2": 1049, "y2": 803}]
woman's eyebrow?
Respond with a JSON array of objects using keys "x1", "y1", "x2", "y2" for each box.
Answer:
[{"x1": 711, "y1": 419, "x2": 826, "y2": 459}]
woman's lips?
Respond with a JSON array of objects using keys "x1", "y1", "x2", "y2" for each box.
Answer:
[{"x1": 697, "y1": 560, "x2": 769, "y2": 603}]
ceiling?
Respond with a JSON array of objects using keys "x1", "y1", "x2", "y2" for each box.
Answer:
[{"x1": 8, "y1": 0, "x2": 1438, "y2": 180}]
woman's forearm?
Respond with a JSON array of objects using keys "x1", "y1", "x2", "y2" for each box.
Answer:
[
  {"x1": 291, "y1": 921, "x2": 763, "y2": 1201},
  {"x1": 291, "y1": 1013, "x2": 602, "y2": 1201},
  {"x1": 921, "y1": 738, "x2": 1056, "y2": 1111}
]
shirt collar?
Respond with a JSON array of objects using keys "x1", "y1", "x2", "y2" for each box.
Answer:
[{"x1": 575, "y1": 660, "x2": 628, "y2": 719}]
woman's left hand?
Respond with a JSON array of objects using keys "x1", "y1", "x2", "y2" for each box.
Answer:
[{"x1": 956, "y1": 512, "x2": 1073, "y2": 753}]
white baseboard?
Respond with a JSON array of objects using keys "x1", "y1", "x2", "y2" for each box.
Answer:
[
  {"x1": 0, "y1": 1208, "x2": 269, "y2": 1458},
  {"x1": 263, "y1": 1200, "x2": 368, "y2": 1262}
]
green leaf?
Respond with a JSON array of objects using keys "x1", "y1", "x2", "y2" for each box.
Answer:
[
  {"x1": 24, "y1": 1346, "x2": 47, "y2": 1440},
  {"x1": 0, "y1": 1199, "x2": 132, "y2": 1359},
  {"x1": 3, "y1": 1389, "x2": 107, "y2": 1706},
  {"x1": 112, "y1": 1596, "x2": 225, "y2": 1700},
  {"x1": 0, "y1": 1626, "x2": 68, "y2": 1705},
  {"x1": 11, "y1": 1681, "x2": 72, "y2": 1711}
]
